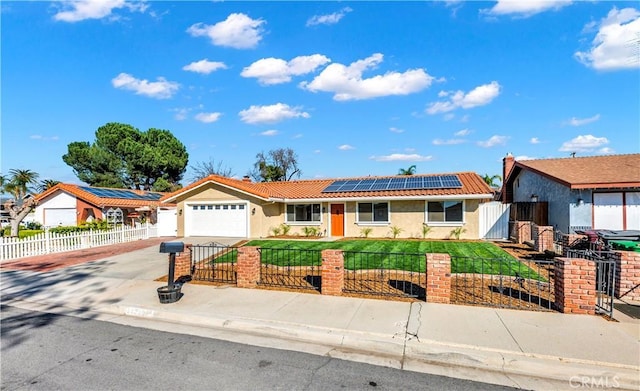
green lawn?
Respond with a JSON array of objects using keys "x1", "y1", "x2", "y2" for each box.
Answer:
[{"x1": 243, "y1": 239, "x2": 544, "y2": 280}]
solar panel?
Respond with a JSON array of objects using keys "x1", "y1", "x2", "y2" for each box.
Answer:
[
  {"x1": 321, "y1": 175, "x2": 463, "y2": 193},
  {"x1": 80, "y1": 186, "x2": 163, "y2": 201}
]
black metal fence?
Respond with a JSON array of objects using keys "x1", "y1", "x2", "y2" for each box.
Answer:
[
  {"x1": 566, "y1": 249, "x2": 617, "y2": 318},
  {"x1": 190, "y1": 243, "x2": 238, "y2": 284},
  {"x1": 342, "y1": 251, "x2": 426, "y2": 299},
  {"x1": 258, "y1": 248, "x2": 322, "y2": 291},
  {"x1": 450, "y1": 256, "x2": 555, "y2": 311}
]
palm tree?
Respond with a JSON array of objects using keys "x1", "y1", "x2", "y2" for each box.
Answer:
[
  {"x1": 38, "y1": 179, "x2": 61, "y2": 192},
  {"x1": 482, "y1": 174, "x2": 502, "y2": 188},
  {"x1": 2, "y1": 169, "x2": 40, "y2": 237},
  {"x1": 398, "y1": 165, "x2": 417, "y2": 175},
  {"x1": 4, "y1": 169, "x2": 39, "y2": 199}
]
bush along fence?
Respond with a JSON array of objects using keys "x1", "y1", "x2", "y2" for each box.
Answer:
[
  {"x1": 0, "y1": 224, "x2": 158, "y2": 262},
  {"x1": 177, "y1": 243, "x2": 627, "y2": 316}
]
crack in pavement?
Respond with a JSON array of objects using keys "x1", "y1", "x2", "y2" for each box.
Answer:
[{"x1": 401, "y1": 302, "x2": 423, "y2": 369}]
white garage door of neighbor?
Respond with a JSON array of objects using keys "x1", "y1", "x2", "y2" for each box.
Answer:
[
  {"x1": 593, "y1": 193, "x2": 623, "y2": 230},
  {"x1": 44, "y1": 208, "x2": 77, "y2": 226},
  {"x1": 186, "y1": 203, "x2": 248, "y2": 237},
  {"x1": 626, "y1": 192, "x2": 640, "y2": 230}
]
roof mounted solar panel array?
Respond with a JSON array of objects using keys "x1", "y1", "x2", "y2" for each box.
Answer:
[
  {"x1": 80, "y1": 186, "x2": 163, "y2": 201},
  {"x1": 321, "y1": 175, "x2": 462, "y2": 193}
]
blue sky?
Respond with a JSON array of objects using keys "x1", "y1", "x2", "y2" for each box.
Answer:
[{"x1": 2, "y1": 1, "x2": 639, "y2": 186}]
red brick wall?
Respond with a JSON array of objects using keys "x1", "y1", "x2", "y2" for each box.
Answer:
[
  {"x1": 174, "y1": 244, "x2": 192, "y2": 279},
  {"x1": 554, "y1": 258, "x2": 596, "y2": 315},
  {"x1": 615, "y1": 251, "x2": 640, "y2": 301},
  {"x1": 533, "y1": 225, "x2": 554, "y2": 253},
  {"x1": 425, "y1": 254, "x2": 451, "y2": 304},
  {"x1": 513, "y1": 221, "x2": 531, "y2": 244},
  {"x1": 237, "y1": 246, "x2": 261, "y2": 288},
  {"x1": 321, "y1": 250, "x2": 344, "y2": 296}
]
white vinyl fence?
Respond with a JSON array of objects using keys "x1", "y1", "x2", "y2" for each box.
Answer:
[
  {"x1": 479, "y1": 201, "x2": 511, "y2": 240},
  {"x1": 0, "y1": 224, "x2": 159, "y2": 262}
]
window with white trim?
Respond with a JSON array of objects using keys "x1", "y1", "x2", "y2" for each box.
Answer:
[
  {"x1": 357, "y1": 202, "x2": 389, "y2": 223},
  {"x1": 286, "y1": 204, "x2": 321, "y2": 222},
  {"x1": 426, "y1": 200, "x2": 464, "y2": 223}
]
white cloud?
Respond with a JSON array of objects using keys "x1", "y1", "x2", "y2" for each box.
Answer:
[
  {"x1": 194, "y1": 112, "x2": 222, "y2": 123},
  {"x1": 300, "y1": 53, "x2": 434, "y2": 101},
  {"x1": 370, "y1": 153, "x2": 433, "y2": 162},
  {"x1": 482, "y1": 1, "x2": 572, "y2": 18},
  {"x1": 426, "y1": 81, "x2": 501, "y2": 114},
  {"x1": 239, "y1": 103, "x2": 310, "y2": 124},
  {"x1": 454, "y1": 128, "x2": 471, "y2": 136},
  {"x1": 432, "y1": 138, "x2": 465, "y2": 145},
  {"x1": 111, "y1": 72, "x2": 179, "y2": 99},
  {"x1": 260, "y1": 130, "x2": 279, "y2": 136},
  {"x1": 575, "y1": 7, "x2": 640, "y2": 70},
  {"x1": 515, "y1": 155, "x2": 536, "y2": 161},
  {"x1": 183, "y1": 59, "x2": 227, "y2": 74},
  {"x1": 30, "y1": 135, "x2": 59, "y2": 141},
  {"x1": 477, "y1": 135, "x2": 508, "y2": 148},
  {"x1": 306, "y1": 7, "x2": 352, "y2": 26},
  {"x1": 293, "y1": 133, "x2": 303, "y2": 139},
  {"x1": 241, "y1": 54, "x2": 331, "y2": 85},
  {"x1": 187, "y1": 13, "x2": 265, "y2": 49},
  {"x1": 598, "y1": 147, "x2": 616, "y2": 154},
  {"x1": 559, "y1": 134, "x2": 609, "y2": 152},
  {"x1": 338, "y1": 144, "x2": 355, "y2": 150},
  {"x1": 530, "y1": 137, "x2": 541, "y2": 144},
  {"x1": 53, "y1": 0, "x2": 148, "y2": 22},
  {"x1": 566, "y1": 114, "x2": 601, "y2": 126},
  {"x1": 171, "y1": 107, "x2": 190, "y2": 120},
  {"x1": 389, "y1": 127, "x2": 405, "y2": 133}
]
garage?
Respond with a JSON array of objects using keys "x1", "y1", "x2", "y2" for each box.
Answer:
[
  {"x1": 593, "y1": 193, "x2": 623, "y2": 230},
  {"x1": 185, "y1": 202, "x2": 248, "y2": 237},
  {"x1": 44, "y1": 208, "x2": 76, "y2": 227}
]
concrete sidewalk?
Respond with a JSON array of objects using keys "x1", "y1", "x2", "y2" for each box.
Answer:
[{"x1": 1, "y1": 242, "x2": 638, "y2": 391}]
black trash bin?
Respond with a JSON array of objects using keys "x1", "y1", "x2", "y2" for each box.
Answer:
[{"x1": 158, "y1": 241, "x2": 185, "y2": 304}]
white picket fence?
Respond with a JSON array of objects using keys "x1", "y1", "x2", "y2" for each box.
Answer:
[{"x1": 0, "y1": 224, "x2": 159, "y2": 262}]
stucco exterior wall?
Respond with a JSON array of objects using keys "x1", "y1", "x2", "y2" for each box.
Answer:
[{"x1": 34, "y1": 191, "x2": 76, "y2": 224}]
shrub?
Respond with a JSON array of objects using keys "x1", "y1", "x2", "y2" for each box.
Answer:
[
  {"x1": 270, "y1": 226, "x2": 282, "y2": 236},
  {"x1": 389, "y1": 225, "x2": 403, "y2": 239},
  {"x1": 421, "y1": 223, "x2": 432, "y2": 239},
  {"x1": 280, "y1": 223, "x2": 291, "y2": 235},
  {"x1": 24, "y1": 221, "x2": 43, "y2": 230},
  {"x1": 302, "y1": 226, "x2": 319, "y2": 237},
  {"x1": 450, "y1": 226, "x2": 467, "y2": 240},
  {"x1": 360, "y1": 227, "x2": 373, "y2": 238}
]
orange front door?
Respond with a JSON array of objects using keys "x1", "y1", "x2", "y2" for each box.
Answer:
[{"x1": 330, "y1": 204, "x2": 344, "y2": 237}]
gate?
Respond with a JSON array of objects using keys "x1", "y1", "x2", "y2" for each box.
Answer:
[
  {"x1": 258, "y1": 248, "x2": 321, "y2": 291},
  {"x1": 190, "y1": 243, "x2": 238, "y2": 284},
  {"x1": 567, "y1": 249, "x2": 617, "y2": 318},
  {"x1": 479, "y1": 202, "x2": 510, "y2": 240}
]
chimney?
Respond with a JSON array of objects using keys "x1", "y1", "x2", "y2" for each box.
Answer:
[
  {"x1": 242, "y1": 175, "x2": 252, "y2": 182},
  {"x1": 502, "y1": 153, "x2": 515, "y2": 203}
]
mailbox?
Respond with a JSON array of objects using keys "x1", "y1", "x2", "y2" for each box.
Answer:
[{"x1": 159, "y1": 241, "x2": 184, "y2": 254}]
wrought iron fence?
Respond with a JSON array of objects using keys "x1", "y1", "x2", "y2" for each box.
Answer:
[
  {"x1": 190, "y1": 243, "x2": 238, "y2": 284},
  {"x1": 566, "y1": 249, "x2": 617, "y2": 318},
  {"x1": 342, "y1": 251, "x2": 425, "y2": 299},
  {"x1": 258, "y1": 248, "x2": 321, "y2": 290},
  {"x1": 450, "y1": 256, "x2": 555, "y2": 311}
]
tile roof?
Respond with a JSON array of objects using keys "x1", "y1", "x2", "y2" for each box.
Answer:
[
  {"x1": 161, "y1": 172, "x2": 493, "y2": 203},
  {"x1": 36, "y1": 184, "x2": 170, "y2": 208},
  {"x1": 512, "y1": 154, "x2": 640, "y2": 189}
]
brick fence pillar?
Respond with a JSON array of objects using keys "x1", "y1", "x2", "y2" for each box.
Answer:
[
  {"x1": 533, "y1": 225, "x2": 554, "y2": 253},
  {"x1": 321, "y1": 249, "x2": 344, "y2": 296},
  {"x1": 174, "y1": 244, "x2": 192, "y2": 279},
  {"x1": 615, "y1": 251, "x2": 640, "y2": 301},
  {"x1": 514, "y1": 221, "x2": 531, "y2": 244},
  {"x1": 425, "y1": 253, "x2": 451, "y2": 304},
  {"x1": 562, "y1": 234, "x2": 587, "y2": 256},
  {"x1": 554, "y1": 258, "x2": 596, "y2": 315},
  {"x1": 237, "y1": 246, "x2": 261, "y2": 288}
]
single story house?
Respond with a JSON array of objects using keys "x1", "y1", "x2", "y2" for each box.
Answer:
[
  {"x1": 502, "y1": 153, "x2": 640, "y2": 233},
  {"x1": 34, "y1": 184, "x2": 170, "y2": 227},
  {"x1": 160, "y1": 172, "x2": 494, "y2": 239}
]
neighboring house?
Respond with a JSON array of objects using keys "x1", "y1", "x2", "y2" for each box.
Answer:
[
  {"x1": 160, "y1": 172, "x2": 494, "y2": 239},
  {"x1": 34, "y1": 184, "x2": 169, "y2": 227},
  {"x1": 502, "y1": 153, "x2": 640, "y2": 233}
]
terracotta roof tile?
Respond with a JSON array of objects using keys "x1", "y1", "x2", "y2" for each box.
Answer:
[
  {"x1": 514, "y1": 154, "x2": 640, "y2": 189},
  {"x1": 162, "y1": 172, "x2": 493, "y2": 202},
  {"x1": 36, "y1": 184, "x2": 170, "y2": 208}
]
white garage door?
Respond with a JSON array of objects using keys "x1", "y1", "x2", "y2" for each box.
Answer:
[
  {"x1": 593, "y1": 193, "x2": 623, "y2": 230},
  {"x1": 185, "y1": 203, "x2": 248, "y2": 237},
  {"x1": 626, "y1": 192, "x2": 640, "y2": 230},
  {"x1": 44, "y1": 208, "x2": 76, "y2": 227}
]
